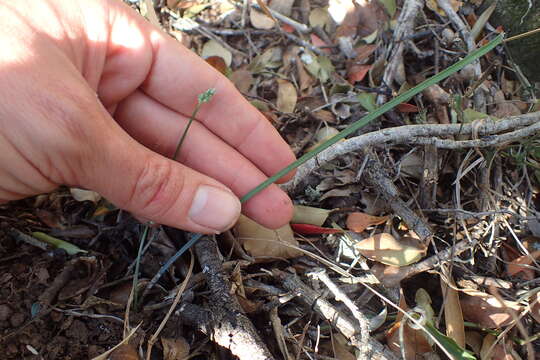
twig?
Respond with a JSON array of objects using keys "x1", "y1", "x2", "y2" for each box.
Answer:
[
  {"x1": 374, "y1": 240, "x2": 474, "y2": 288},
  {"x1": 379, "y1": 0, "x2": 424, "y2": 102},
  {"x1": 275, "y1": 270, "x2": 398, "y2": 360},
  {"x1": 307, "y1": 268, "x2": 371, "y2": 357},
  {"x1": 282, "y1": 112, "x2": 540, "y2": 193},
  {"x1": 437, "y1": 0, "x2": 485, "y2": 110},
  {"x1": 362, "y1": 150, "x2": 433, "y2": 242},
  {"x1": 193, "y1": 235, "x2": 274, "y2": 360}
]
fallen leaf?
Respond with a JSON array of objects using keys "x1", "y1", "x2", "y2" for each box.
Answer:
[
  {"x1": 205, "y1": 56, "x2": 227, "y2": 75},
  {"x1": 530, "y1": 291, "x2": 540, "y2": 324},
  {"x1": 32, "y1": 231, "x2": 87, "y2": 255},
  {"x1": 396, "y1": 103, "x2": 419, "y2": 113},
  {"x1": 347, "y1": 64, "x2": 371, "y2": 84},
  {"x1": 357, "y1": 92, "x2": 377, "y2": 111},
  {"x1": 269, "y1": 0, "x2": 294, "y2": 16},
  {"x1": 70, "y1": 188, "x2": 101, "y2": 203},
  {"x1": 109, "y1": 344, "x2": 139, "y2": 360},
  {"x1": 250, "y1": 8, "x2": 275, "y2": 29},
  {"x1": 506, "y1": 250, "x2": 540, "y2": 280},
  {"x1": 441, "y1": 273, "x2": 466, "y2": 348},
  {"x1": 201, "y1": 40, "x2": 232, "y2": 67},
  {"x1": 346, "y1": 212, "x2": 388, "y2": 232},
  {"x1": 460, "y1": 289, "x2": 522, "y2": 328},
  {"x1": 310, "y1": 34, "x2": 332, "y2": 54},
  {"x1": 276, "y1": 79, "x2": 297, "y2": 113},
  {"x1": 332, "y1": 333, "x2": 356, "y2": 360},
  {"x1": 426, "y1": 0, "x2": 462, "y2": 16},
  {"x1": 230, "y1": 69, "x2": 253, "y2": 93},
  {"x1": 291, "y1": 205, "x2": 332, "y2": 226},
  {"x1": 309, "y1": 7, "x2": 331, "y2": 30},
  {"x1": 290, "y1": 223, "x2": 342, "y2": 235},
  {"x1": 162, "y1": 337, "x2": 190, "y2": 360},
  {"x1": 354, "y1": 233, "x2": 427, "y2": 266},
  {"x1": 480, "y1": 334, "x2": 515, "y2": 360},
  {"x1": 235, "y1": 215, "x2": 302, "y2": 259}
]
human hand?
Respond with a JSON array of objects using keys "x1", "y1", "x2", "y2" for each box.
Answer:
[{"x1": 0, "y1": 0, "x2": 295, "y2": 234}]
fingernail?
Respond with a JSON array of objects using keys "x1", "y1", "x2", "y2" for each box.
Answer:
[{"x1": 188, "y1": 185, "x2": 241, "y2": 232}]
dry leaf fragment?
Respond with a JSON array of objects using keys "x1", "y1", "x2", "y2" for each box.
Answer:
[
  {"x1": 332, "y1": 333, "x2": 356, "y2": 360},
  {"x1": 234, "y1": 215, "x2": 302, "y2": 259},
  {"x1": 161, "y1": 337, "x2": 190, "y2": 360},
  {"x1": 354, "y1": 233, "x2": 426, "y2": 266},
  {"x1": 506, "y1": 250, "x2": 540, "y2": 280},
  {"x1": 250, "y1": 9, "x2": 275, "y2": 29},
  {"x1": 441, "y1": 272, "x2": 466, "y2": 348},
  {"x1": 109, "y1": 344, "x2": 139, "y2": 360},
  {"x1": 276, "y1": 79, "x2": 297, "y2": 113},
  {"x1": 230, "y1": 69, "x2": 253, "y2": 93},
  {"x1": 346, "y1": 212, "x2": 388, "y2": 232},
  {"x1": 205, "y1": 56, "x2": 227, "y2": 75},
  {"x1": 201, "y1": 40, "x2": 232, "y2": 67},
  {"x1": 309, "y1": 7, "x2": 331, "y2": 30},
  {"x1": 347, "y1": 64, "x2": 371, "y2": 84},
  {"x1": 70, "y1": 188, "x2": 101, "y2": 203},
  {"x1": 460, "y1": 289, "x2": 522, "y2": 328},
  {"x1": 291, "y1": 205, "x2": 331, "y2": 226}
]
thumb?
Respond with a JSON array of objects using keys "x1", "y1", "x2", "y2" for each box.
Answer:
[{"x1": 83, "y1": 126, "x2": 241, "y2": 234}]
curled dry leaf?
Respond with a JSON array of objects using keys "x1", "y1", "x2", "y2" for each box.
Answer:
[
  {"x1": 70, "y1": 188, "x2": 101, "y2": 203},
  {"x1": 290, "y1": 223, "x2": 341, "y2": 235},
  {"x1": 234, "y1": 215, "x2": 302, "y2": 259},
  {"x1": 161, "y1": 337, "x2": 190, "y2": 360},
  {"x1": 291, "y1": 205, "x2": 331, "y2": 226},
  {"x1": 354, "y1": 233, "x2": 426, "y2": 266},
  {"x1": 201, "y1": 40, "x2": 232, "y2": 67},
  {"x1": 346, "y1": 212, "x2": 388, "y2": 232},
  {"x1": 441, "y1": 273, "x2": 466, "y2": 348},
  {"x1": 276, "y1": 79, "x2": 297, "y2": 113},
  {"x1": 460, "y1": 289, "x2": 522, "y2": 328},
  {"x1": 506, "y1": 249, "x2": 540, "y2": 280}
]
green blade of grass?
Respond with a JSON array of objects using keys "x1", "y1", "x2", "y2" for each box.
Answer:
[{"x1": 240, "y1": 33, "x2": 504, "y2": 203}]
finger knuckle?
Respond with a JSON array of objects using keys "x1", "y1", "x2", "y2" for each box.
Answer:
[{"x1": 127, "y1": 159, "x2": 183, "y2": 219}]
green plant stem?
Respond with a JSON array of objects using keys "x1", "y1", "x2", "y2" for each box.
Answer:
[
  {"x1": 240, "y1": 33, "x2": 504, "y2": 203},
  {"x1": 173, "y1": 104, "x2": 201, "y2": 160}
]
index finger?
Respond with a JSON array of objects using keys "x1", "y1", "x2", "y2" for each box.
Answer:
[{"x1": 121, "y1": 7, "x2": 296, "y2": 182}]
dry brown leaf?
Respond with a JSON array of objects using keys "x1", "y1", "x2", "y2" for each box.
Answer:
[
  {"x1": 309, "y1": 7, "x2": 331, "y2": 30},
  {"x1": 234, "y1": 215, "x2": 302, "y2": 259},
  {"x1": 506, "y1": 250, "x2": 540, "y2": 280},
  {"x1": 201, "y1": 40, "x2": 232, "y2": 67},
  {"x1": 269, "y1": 0, "x2": 294, "y2": 16},
  {"x1": 531, "y1": 291, "x2": 540, "y2": 324},
  {"x1": 426, "y1": 0, "x2": 462, "y2": 16},
  {"x1": 346, "y1": 212, "x2": 388, "y2": 232},
  {"x1": 109, "y1": 344, "x2": 139, "y2": 360},
  {"x1": 161, "y1": 337, "x2": 190, "y2": 360},
  {"x1": 465, "y1": 331, "x2": 484, "y2": 357},
  {"x1": 386, "y1": 289, "x2": 432, "y2": 359},
  {"x1": 276, "y1": 79, "x2": 297, "y2": 113},
  {"x1": 354, "y1": 233, "x2": 427, "y2": 266},
  {"x1": 205, "y1": 56, "x2": 227, "y2": 75},
  {"x1": 460, "y1": 289, "x2": 522, "y2": 328},
  {"x1": 347, "y1": 64, "x2": 371, "y2": 84},
  {"x1": 480, "y1": 334, "x2": 515, "y2": 360},
  {"x1": 291, "y1": 205, "x2": 331, "y2": 226},
  {"x1": 441, "y1": 272, "x2": 466, "y2": 348},
  {"x1": 230, "y1": 69, "x2": 253, "y2": 93},
  {"x1": 250, "y1": 8, "x2": 275, "y2": 29},
  {"x1": 332, "y1": 333, "x2": 356, "y2": 360}
]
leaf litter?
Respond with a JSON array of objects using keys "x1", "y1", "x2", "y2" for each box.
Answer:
[{"x1": 1, "y1": 0, "x2": 540, "y2": 359}]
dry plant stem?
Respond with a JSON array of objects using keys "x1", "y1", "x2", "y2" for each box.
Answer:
[
  {"x1": 363, "y1": 150, "x2": 433, "y2": 241},
  {"x1": 378, "y1": 0, "x2": 424, "y2": 103},
  {"x1": 307, "y1": 268, "x2": 371, "y2": 358},
  {"x1": 437, "y1": 0, "x2": 485, "y2": 109},
  {"x1": 419, "y1": 145, "x2": 438, "y2": 209},
  {"x1": 275, "y1": 270, "x2": 398, "y2": 360},
  {"x1": 282, "y1": 112, "x2": 540, "y2": 193},
  {"x1": 193, "y1": 235, "x2": 274, "y2": 360},
  {"x1": 145, "y1": 250, "x2": 194, "y2": 360}
]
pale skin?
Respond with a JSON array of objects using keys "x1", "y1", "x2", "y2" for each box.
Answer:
[{"x1": 0, "y1": 0, "x2": 296, "y2": 234}]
